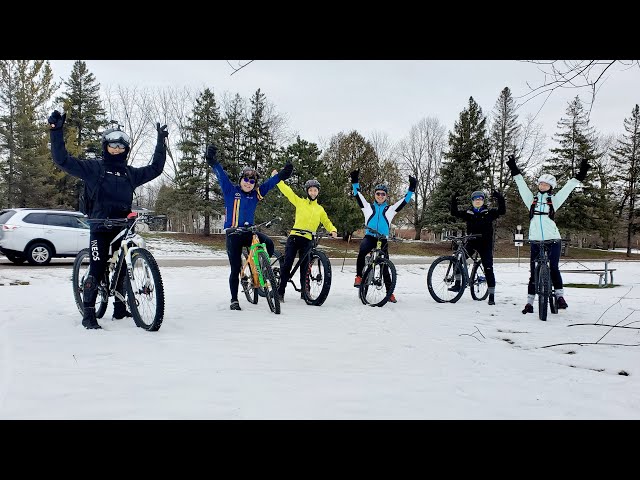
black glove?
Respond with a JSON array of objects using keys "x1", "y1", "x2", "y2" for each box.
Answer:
[
  {"x1": 48, "y1": 110, "x2": 66, "y2": 131},
  {"x1": 492, "y1": 189, "x2": 503, "y2": 199},
  {"x1": 156, "y1": 122, "x2": 168, "y2": 142},
  {"x1": 205, "y1": 144, "x2": 218, "y2": 167},
  {"x1": 350, "y1": 169, "x2": 360, "y2": 184},
  {"x1": 450, "y1": 192, "x2": 458, "y2": 204},
  {"x1": 506, "y1": 154, "x2": 521, "y2": 177},
  {"x1": 278, "y1": 161, "x2": 294, "y2": 181},
  {"x1": 575, "y1": 159, "x2": 590, "y2": 182},
  {"x1": 408, "y1": 176, "x2": 417, "y2": 192}
]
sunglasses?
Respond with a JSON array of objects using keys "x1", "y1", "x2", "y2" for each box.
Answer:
[
  {"x1": 243, "y1": 177, "x2": 256, "y2": 184},
  {"x1": 375, "y1": 192, "x2": 387, "y2": 197},
  {"x1": 107, "y1": 142, "x2": 126, "y2": 150}
]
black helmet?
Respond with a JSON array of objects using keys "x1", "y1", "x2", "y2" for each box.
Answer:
[
  {"x1": 374, "y1": 184, "x2": 388, "y2": 193},
  {"x1": 101, "y1": 127, "x2": 131, "y2": 150},
  {"x1": 239, "y1": 166, "x2": 259, "y2": 183},
  {"x1": 304, "y1": 179, "x2": 321, "y2": 191}
]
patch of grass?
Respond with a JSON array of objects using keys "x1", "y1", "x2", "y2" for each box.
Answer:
[{"x1": 563, "y1": 283, "x2": 619, "y2": 289}]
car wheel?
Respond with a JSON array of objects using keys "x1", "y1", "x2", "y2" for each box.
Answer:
[
  {"x1": 6, "y1": 253, "x2": 27, "y2": 264},
  {"x1": 27, "y1": 242, "x2": 53, "y2": 266}
]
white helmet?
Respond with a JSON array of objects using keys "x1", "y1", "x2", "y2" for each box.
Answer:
[{"x1": 538, "y1": 173, "x2": 557, "y2": 189}]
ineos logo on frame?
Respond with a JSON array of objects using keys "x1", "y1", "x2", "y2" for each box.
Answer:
[{"x1": 90, "y1": 240, "x2": 100, "y2": 261}]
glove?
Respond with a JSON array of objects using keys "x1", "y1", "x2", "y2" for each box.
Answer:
[
  {"x1": 156, "y1": 122, "x2": 168, "y2": 141},
  {"x1": 408, "y1": 176, "x2": 417, "y2": 192},
  {"x1": 278, "y1": 161, "x2": 293, "y2": 181},
  {"x1": 205, "y1": 144, "x2": 218, "y2": 167},
  {"x1": 450, "y1": 192, "x2": 458, "y2": 204},
  {"x1": 506, "y1": 154, "x2": 521, "y2": 176},
  {"x1": 350, "y1": 169, "x2": 359, "y2": 184},
  {"x1": 575, "y1": 159, "x2": 590, "y2": 182},
  {"x1": 48, "y1": 110, "x2": 66, "y2": 131},
  {"x1": 492, "y1": 189, "x2": 503, "y2": 199}
]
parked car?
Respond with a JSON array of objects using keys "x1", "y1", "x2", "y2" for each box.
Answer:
[{"x1": 0, "y1": 208, "x2": 90, "y2": 265}]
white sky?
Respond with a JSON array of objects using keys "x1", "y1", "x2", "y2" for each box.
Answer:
[
  {"x1": 1, "y1": 238, "x2": 639, "y2": 419},
  {"x1": 47, "y1": 60, "x2": 640, "y2": 148}
]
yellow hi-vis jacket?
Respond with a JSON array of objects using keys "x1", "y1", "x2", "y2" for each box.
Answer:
[{"x1": 277, "y1": 181, "x2": 337, "y2": 240}]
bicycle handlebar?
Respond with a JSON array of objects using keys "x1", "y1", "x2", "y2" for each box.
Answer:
[
  {"x1": 87, "y1": 215, "x2": 140, "y2": 229},
  {"x1": 291, "y1": 227, "x2": 333, "y2": 238},
  {"x1": 229, "y1": 217, "x2": 282, "y2": 234},
  {"x1": 444, "y1": 234, "x2": 482, "y2": 241},
  {"x1": 363, "y1": 224, "x2": 388, "y2": 239}
]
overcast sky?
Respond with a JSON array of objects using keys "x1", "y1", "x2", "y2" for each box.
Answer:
[{"x1": 48, "y1": 60, "x2": 639, "y2": 148}]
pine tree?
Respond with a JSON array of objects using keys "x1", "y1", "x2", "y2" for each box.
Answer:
[
  {"x1": 546, "y1": 96, "x2": 600, "y2": 236},
  {"x1": 54, "y1": 60, "x2": 106, "y2": 209},
  {"x1": 426, "y1": 97, "x2": 490, "y2": 232},
  {"x1": 489, "y1": 87, "x2": 520, "y2": 192},
  {"x1": 0, "y1": 60, "x2": 58, "y2": 208},
  {"x1": 611, "y1": 104, "x2": 640, "y2": 255},
  {"x1": 244, "y1": 89, "x2": 275, "y2": 172},
  {"x1": 220, "y1": 93, "x2": 247, "y2": 184}
]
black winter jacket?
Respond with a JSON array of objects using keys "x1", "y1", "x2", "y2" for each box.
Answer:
[{"x1": 450, "y1": 193, "x2": 506, "y2": 246}]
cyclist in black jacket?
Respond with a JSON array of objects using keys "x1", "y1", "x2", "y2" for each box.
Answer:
[
  {"x1": 48, "y1": 109, "x2": 167, "y2": 329},
  {"x1": 450, "y1": 189, "x2": 506, "y2": 305}
]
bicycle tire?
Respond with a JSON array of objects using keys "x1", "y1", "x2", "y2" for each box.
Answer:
[
  {"x1": 427, "y1": 255, "x2": 465, "y2": 303},
  {"x1": 469, "y1": 260, "x2": 489, "y2": 301},
  {"x1": 240, "y1": 250, "x2": 258, "y2": 304},
  {"x1": 72, "y1": 248, "x2": 108, "y2": 319},
  {"x1": 304, "y1": 250, "x2": 332, "y2": 306},
  {"x1": 360, "y1": 258, "x2": 397, "y2": 307},
  {"x1": 258, "y1": 250, "x2": 282, "y2": 297},
  {"x1": 125, "y1": 248, "x2": 165, "y2": 331},
  {"x1": 537, "y1": 263, "x2": 550, "y2": 321},
  {"x1": 258, "y1": 250, "x2": 280, "y2": 314}
]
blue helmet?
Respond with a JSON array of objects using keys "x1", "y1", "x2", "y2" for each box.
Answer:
[
  {"x1": 471, "y1": 191, "x2": 486, "y2": 201},
  {"x1": 374, "y1": 184, "x2": 388, "y2": 194}
]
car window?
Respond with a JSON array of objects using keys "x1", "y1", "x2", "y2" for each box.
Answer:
[
  {"x1": 22, "y1": 213, "x2": 47, "y2": 225},
  {"x1": 71, "y1": 216, "x2": 90, "y2": 229},
  {"x1": 46, "y1": 214, "x2": 74, "y2": 227},
  {"x1": 0, "y1": 210, "x2": 17, "y2": 224}
]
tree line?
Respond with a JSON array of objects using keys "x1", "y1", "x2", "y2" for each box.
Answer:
[{"x1": 1, "y1": 60, "x2": 639, "y2": 254}]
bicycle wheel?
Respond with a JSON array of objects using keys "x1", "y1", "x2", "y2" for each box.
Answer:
[
  {"x1": 304, "y1": 250, "x2": 332, "y2": 306},
  {"x1": 72, "y1": 248, "x2": 108, "y2": 319},
  {"x1": 258, "y1": 250, "x2": 280, "y2": 314},
  {"x1": 469, "y1": 260, "x2": 489, "y2": 301},
  {"x1": 259, "y1": 250, "x2": 282, "y2": 297},
  {"x1": 360, "y1": 258, "x2": 397, "y2": 307},
  {"x1": 427, "y1": 255, "x2": 465, "y2": 303},
  {"x1": 125, "y1": 248, "x2": 165, "y2": 331},
  {"x1": 240, "y1": 250, "x2": 258, "y2": 304},
  {"x1": 536, "y1": 263, "x2": 550, "y2": 322}
]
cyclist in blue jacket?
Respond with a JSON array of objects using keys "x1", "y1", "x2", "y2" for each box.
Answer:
[
  {"x1": 350, "y1": 169, "x2": 416, "y2": 303},
  {"x1": 205, "y1": 144, "x2": 293, "y2": 310}
]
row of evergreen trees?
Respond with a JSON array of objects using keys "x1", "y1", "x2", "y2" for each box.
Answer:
[{"x1": 1, "y1": 61, "x2": 639, "y2": 253}]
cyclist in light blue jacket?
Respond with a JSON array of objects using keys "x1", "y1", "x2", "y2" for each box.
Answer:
[{"x1": 506, "y1": 154, "x2": 590, "y2": 314}]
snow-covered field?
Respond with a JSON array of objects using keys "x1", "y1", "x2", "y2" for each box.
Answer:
[{"x1": 1, "y1": 238, "x2": 639, "y2": 419}]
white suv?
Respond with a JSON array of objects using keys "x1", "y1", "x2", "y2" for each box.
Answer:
[{"x1": 0, "y1": 208, "x2": 90, "y2": 265}]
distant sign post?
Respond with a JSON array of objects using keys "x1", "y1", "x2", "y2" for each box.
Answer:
[{"x1": 515, "y1": 225, "x2": 524, "y2": 266}]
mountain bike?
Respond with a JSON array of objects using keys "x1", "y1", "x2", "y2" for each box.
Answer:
[
  {"x1": 274, "y1": 227, "x2": 333, "y2": 306},
  {"x1": 234, "y1": 218, "x2": 281, "y2": 314},
  {"x1": 426, "y1": 234, "x2": 488, "y2": 303},
  {"x1": 72, "y1": 213, "x2": 165, "y2": 331},
  {"x1": 527, "y1": 239, "x2": 559, "y2": 321},
  {"x1": 359, "y1": 225, "x2": 397, "y2": 307}
]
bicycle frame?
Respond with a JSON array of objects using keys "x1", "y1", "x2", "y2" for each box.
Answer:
[
  {"x1": 282, "y1": 228, "x2": 329, "y2": 292},
  {"x1": 234, "y1": 218, "x2": 280, "y2": 289},
  {"x1": 446, "y1": 235, "x2": 481, "y2": 286},
  {"x1": 530, "y1": 240, "x2": 556, "y2": 295}
]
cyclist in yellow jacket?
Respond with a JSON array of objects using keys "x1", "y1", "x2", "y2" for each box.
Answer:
[{"x1": 272, "y1": 170, "x2": 338, "y2": 302}]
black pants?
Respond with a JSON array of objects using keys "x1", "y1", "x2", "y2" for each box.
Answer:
[
  {"x1": 356, "y1": 235, "x2": 391, "y2": 289},
  {"x1": 226, "y1": 230, "x2": 274, "y2": 302},
  {"x1": 466, "y1": 240, "x2": 496, "y2": 288},
  {"x1": 528, "y1": 241, "x2": 562, "y2": 295},
  {"x1": 278, "y1": 235, "x2": 312, "y2": 296},
  {"x1": 85, "y1": 229, "x2": 126, "y2": 308}
]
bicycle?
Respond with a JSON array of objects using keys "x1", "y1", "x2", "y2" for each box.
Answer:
[
  {"x1": 527, "y1": 239, "x2": 559, "y2": 321},
  {"x1": 234, "y1": 218, "x2": 281, "y2": 314},
  {"x1": 358, "y1": 225, "x2": 398, "y2": 307},
  {"x1": 274, "y1": 227, "x2": 333, "y2": 306},
  {"x1": 72, "y1": 212, "x2": 165, "y2": 331},
  {"x1": 426, "y1": 234, "x2": 489, "y2": 303}
]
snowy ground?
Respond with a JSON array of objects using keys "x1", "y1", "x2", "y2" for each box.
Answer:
[{"x1": 1, "y1": 238, "x2": 639, "y2": 419}]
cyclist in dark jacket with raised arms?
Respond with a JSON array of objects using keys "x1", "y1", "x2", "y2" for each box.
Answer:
[
  {"x1": 205, "y1": 144, "x2": 293, "y2": 311},
  {"x1": 450, "y1": 189, "x2": 506, "y2": 305},
  {"x1": 48, "y1": 109, "x2": 167, "y2": 329}
]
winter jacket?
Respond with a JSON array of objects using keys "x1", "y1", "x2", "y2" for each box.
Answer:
[
  {"x1": 514, "y1": 174, "x2": 580, "y2": 240},
  {"x1": 352, "y1": 183, "x2": 413, "y2": 237},
  {"x1": 50, "y1": 128, "x2": 166, "y2": 232},
  {"x1": 213, "y1": 163, "x2": 282, "y2": 230},
  {"x1": 277, "y1": 181, "x2": 337, "y2": 240},
  {"x1": 450, "y1": 192, "x2": 506, "y2": 246}
]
